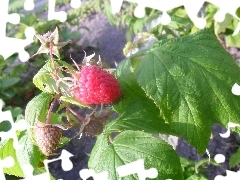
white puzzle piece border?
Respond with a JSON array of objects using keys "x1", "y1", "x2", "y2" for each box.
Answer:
[
  {"x1": 110, "y1": 0, "x2": 240, "y2": 31},
  {"x1": 0, "y1": 0, "x2": 82, "y2": 62},
  {"x1": 1, "y1": 0, "x2": 240, "y2": 62}
]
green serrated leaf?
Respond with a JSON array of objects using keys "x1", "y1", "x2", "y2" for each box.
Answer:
[
  {"x1": 135, "y1": 29, "x2": 240, "y2": 153},
  {"x1": 33, "y1": 60, "x2": 58, "y2": 93},
  {"x1": 33, "y1": 60, "x2": 71, "y2": 95},
  {"x1": 25, "y1": 92, "x2": 53, "y2": 125},
  {"x1": 89, "y1": 131, "x2": 183, "y2": 180},
  {"x1": 113, "y1": 58, "x2": 147, "y2": 113},
  {"x1": 60, "y1": 96, "x2": 90, "y2": 108},
  {"x1": 55, "y1": 59, "x2": 75, "y2": 71},
  {"x1": 16, "y1": 130, "x2": 41, "y2": 168},
  {"x1": 0, "y1": 139, "x2": 24, "y2": 177},
  {"x1": 106, "y1": 98, "x2": 176, "y2": 135},
  {"x1": 229, "y1": 146, "x2": 240, "y2": 168}
]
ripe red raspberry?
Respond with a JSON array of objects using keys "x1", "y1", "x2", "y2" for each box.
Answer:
[{"x1": 72, "y1": 65, "x2": 120, "y2": 104}]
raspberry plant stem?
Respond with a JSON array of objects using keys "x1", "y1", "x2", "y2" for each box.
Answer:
[
  {"x1": 46, "y1": 98, "x2": 57, "y2": 124},
  {"x1": 68, "y1": 107, "x2": 87, "y2": 123}
]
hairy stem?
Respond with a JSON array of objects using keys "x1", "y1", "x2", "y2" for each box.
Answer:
[
  {"x1": 68, "y1": 107, "x2": 87, "y2": 123},
  {"x1": 46, "y1": 98, "x2": 57, "y2": 124}
]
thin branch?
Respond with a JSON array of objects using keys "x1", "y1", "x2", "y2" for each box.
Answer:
[
  {"x1": 46, "y1": 98, "x2": 57, "y2": 124},
  {"x1": 68, "y1": 107, "x2": 87, "y2": 123}
]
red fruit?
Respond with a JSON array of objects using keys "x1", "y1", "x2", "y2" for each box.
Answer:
[{"x1": 72, "y1": 65, "x2": 120, "y2": 104}]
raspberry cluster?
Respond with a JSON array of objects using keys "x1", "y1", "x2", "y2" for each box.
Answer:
[{"x1": 72, "y1": 65, "x2": 120, "y2": 105}]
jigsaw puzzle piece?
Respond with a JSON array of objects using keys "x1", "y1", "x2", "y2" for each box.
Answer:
[
  {"x1": 0, "y1": 0, "x2": 20, "y2": 38},
  {"x1": 21, "y1": 150, "x2": 73, "y2": 180},
  {"x1": 43, "y1": 149, "x2": 74, "y2": 172},
  {"x1": 48, "y1": 0, "x2": 67, "y2": 22},
  {"x1": 24, "y1": 0, "x2": 35, "y2": 11},
  {"x1": 79, "y1": 169, "x2": 108, "y2": 180},
  {"x1": 109, "y1": 0, "x2": 240, "y2": 30},
  {"x1": 0, "y1": 0, "x2": 35, "y2": 62},
  {"x1": 0, "y1": 156, "x2": 14, "y2": 180},
  {"x1": 0, "y1": 27, "x2": 35, "y2": 62},
  {"x1": 215, "y1": 170, "x2": 240, "y2": 180},
  {"x1": 208, "y1": 0, "x2": 240, "y2": 22},
  {"x1": 70, "y1": 0, "x2": 82, "y2": 9},
  {"x1": 117, "y1": 159, "x2": 158, "y2": 180},
  {"x1": 21, "y1": 164, "x2": 51, "y2": 180},
  {"x1": 0, "y1": 99, "x2": 29, "y2": 149}
]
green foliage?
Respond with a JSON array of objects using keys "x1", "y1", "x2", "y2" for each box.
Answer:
[
  {"x1": 16, "y1": 130, "x2": 41, "y2": 169},
  {"x1": 236, "y1": 7, "x2": 240, "y2": 19},
  {"x1": 95, "y1": 0, "x2": 155, "y2": 40},
  {"x1": 3, "y1": 106, "x2": 23, "y2": 119},
  {"x1": 60, "y1": 96, "x2": 90, "y2": 108},
  {"x1": 180, "y1": 157, "x2": 208, "y2": 179},
  {"x1": 229, "y1": 146, "x2": 240, "y2": 168},
  {"x1": 89, "y1": 131, "x2": 184, "y2": 180},
  {"x1": 113, "y1": 57, "x2": 147, "y2": 113},
  {"x1": 0, "y1": 55, "x2": 29, "y2": 102},
  {"x1": 33, "y1": 60, "x2": 71, "y2": 95},
  {"x1": 59, "y1": 28, "x2": 83, "y2": 42},
  {"x1": 108, "y1": 98, "x2": 176, "y2": 134},
  {"x1": 135, "y1": 29, "x2": 240, "y2": 153},
  {"x1": 7, "y1": 0, "x2": 86, "y2": 64},
  {"x1": 33, "y1": 60, "x2": 59, "y2": 93},
  {"x1": 25, "y1": 92, "x2": 53, "y2": 125},
  {"x1": 3, "y1": 1, "x2": 240, "y2": 178},
  {"x1": 88, "y1": 29, "x2": 240, "y2": 179},
  {"x1": 99, "y1": 1, "x2": 240, "y2": 48},
  {"x1": 0, "y1": 139, "x2": 24, "y2": 177},
  {"x1": 8, "y1": 0, "x2": 36, "y2": 12},
  {"x1": 0, "y1": 120, "x2": 12, "y2": 133},
  {"x1": 67, "y1": 0, "x2": 96, "y2": 24}
]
